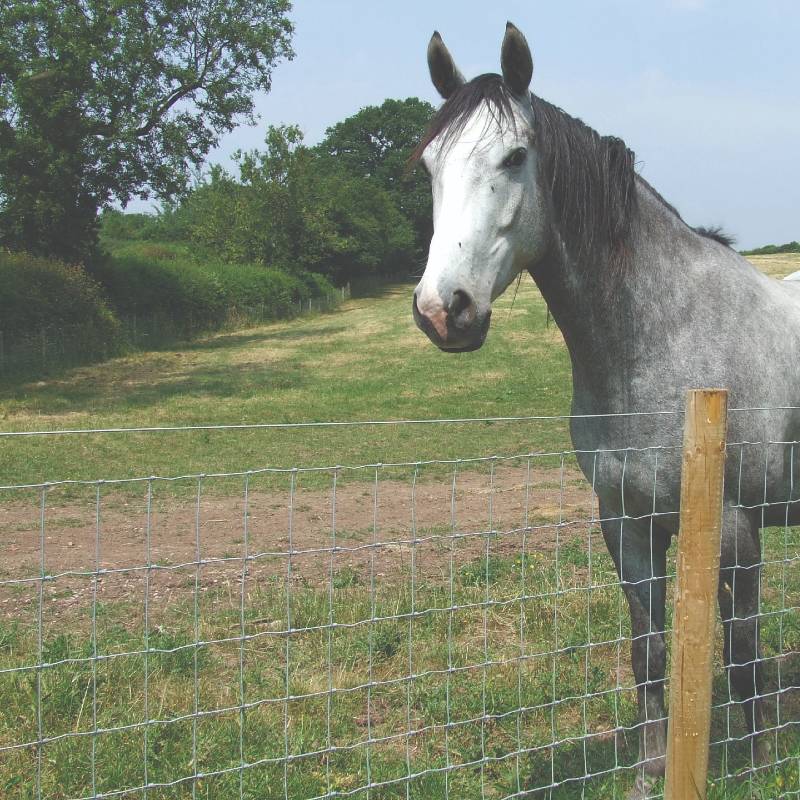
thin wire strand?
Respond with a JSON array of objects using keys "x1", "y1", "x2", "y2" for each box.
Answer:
[
  {"x1": 0, "y1": 410, "x2": 684, "y2": 439},
  {"x1": 2, "y1": 404, "x2": 798, "y2": 440}
]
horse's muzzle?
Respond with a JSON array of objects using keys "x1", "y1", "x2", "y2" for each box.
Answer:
[{"x1": 412, "y1": 288, "x2": 491, "y2": 352}]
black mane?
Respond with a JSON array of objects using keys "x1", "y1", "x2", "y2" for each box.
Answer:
[
  {"x1": 531, "y1": 92, "x2": 636, "y2": 270},
  {"x1": 693, "y1": 225, "x2": 736, "y2": 248},
  {"x1": 413, "y1": 74, "x2": 521, "y2": 160},
  {"x1": 413, "y1": 74, "x2": 734, "y2": 269}
]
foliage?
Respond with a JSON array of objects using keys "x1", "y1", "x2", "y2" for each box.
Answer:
[
  {"x1": 0, "y1": 249, "x2": 118, "y2": 342},
  {"x1": 0, "y1": 241, "x2": 337, "y2": 381},
  {"x1": 741, "y1": 241, "x2": 800, "y2": 256},
  {"x1": 92, "y1": 243, "x2": 335, "y2": 328},
  {"x1": 315, "y1": 97, "x2": 435, "y2": 256},
  {"x1": 0, "y1": 0, "x2": 294, "y2": 263},
  {"x1": 184, "y1": 125, "x2": 417, "y2": 283},
  {"x1": 99, "y1": 208, "x2": 194, "y2": 243},
  {"x1": 182, "y1": 162, "x2": 292, "y2": 267},
  {"x1": 98, "y1": 99, "x2": 435, "y2": 285}
]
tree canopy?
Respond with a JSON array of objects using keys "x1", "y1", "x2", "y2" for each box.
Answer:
[
  {"x1": 0, "y1": 0, "x2": 294, "y2": 263},
  {"x1": 315, "y1": 98, "x2": 435, "y2": 256},
  {"x1": 184, "y1": 124, "x2": 416, "y2": 284}
]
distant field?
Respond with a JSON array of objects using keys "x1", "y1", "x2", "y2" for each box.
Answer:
[
  {"x1": 746, "y1": 252, "x2": 800, "y2": 279},
  {"x1": 0, "y1": 278, "x2": 572, "y2": 490},
  {"x1": 0, "y1": 252, "x2": 796, "y2": 489}
]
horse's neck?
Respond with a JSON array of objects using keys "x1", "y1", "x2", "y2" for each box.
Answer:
[{"x1": 530, "y1": 179, "x2": 712, "y2": 412}]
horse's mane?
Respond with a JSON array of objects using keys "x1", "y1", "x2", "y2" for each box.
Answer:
[{"x1": 412, "y1": 74, "x2": 734, "y2": 273}]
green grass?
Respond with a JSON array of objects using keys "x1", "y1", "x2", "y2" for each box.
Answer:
[
  {"x1": 0, "y1": 279, "x2": 572, "y2": 493},
  {"x1": 1, "y1": 528, "x2": 797, "y2": 799}
]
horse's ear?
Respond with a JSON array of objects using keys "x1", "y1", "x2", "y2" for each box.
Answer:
[
  {"x1": 427, "y1": 31, "x2": 465, "y2": 100},
  {"x1": 500, "y1": 21, "x2": 533, "y2": 96}
]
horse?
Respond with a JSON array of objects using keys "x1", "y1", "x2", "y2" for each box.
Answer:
[{"x1": 411, "y1": 22, "x2": 800, "y2": 798}]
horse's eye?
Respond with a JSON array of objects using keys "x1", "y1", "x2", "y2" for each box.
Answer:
[{"x1": 503, "y1": 148, "x2": 527, "y2": 168}]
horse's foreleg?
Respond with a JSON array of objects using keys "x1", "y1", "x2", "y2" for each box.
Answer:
[
  {"x1": 719, "y1": 512, "x2": 770, "y2": 769},
  {"x1": 600, "y1": 507, "x2": 669, "y2": 797}
]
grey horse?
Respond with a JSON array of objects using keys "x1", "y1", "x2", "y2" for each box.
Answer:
[{"x1": 411, "y1": 21, "x2": 800, "y2": 798}]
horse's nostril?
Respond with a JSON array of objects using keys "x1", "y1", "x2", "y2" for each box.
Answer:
[
  {"x1": 412, "y1": 291, "x2": 420, "y2": 316},
  {"x1": 449, "y1": 289, "x2": 476, "y2": 327}
]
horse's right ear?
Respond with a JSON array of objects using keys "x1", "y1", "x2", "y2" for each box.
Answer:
[{"x1": 427, "y1": 32, "x2": 465, "y2": 100}]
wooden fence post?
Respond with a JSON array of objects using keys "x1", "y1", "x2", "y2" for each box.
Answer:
[{"x1": 664, "y1": 388, "x2": 728, "y2": 800}]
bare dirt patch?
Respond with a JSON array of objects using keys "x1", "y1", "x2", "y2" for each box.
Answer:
[{"x1": 0, "y1": 465, "x2": 597, "y2": 624}]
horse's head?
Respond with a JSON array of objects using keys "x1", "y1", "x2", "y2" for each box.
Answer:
[{"x1": 412, "y1": 23, "x2": 549, "y2": 352}]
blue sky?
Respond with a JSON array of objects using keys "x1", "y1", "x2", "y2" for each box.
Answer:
[{"x1": 143, "y1": 1, "x2": 800, "y2": 249}]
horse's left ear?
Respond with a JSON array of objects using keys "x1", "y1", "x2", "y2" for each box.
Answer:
[{"x1": 500, "y1": 22, "x2": 533, "y2": 96}]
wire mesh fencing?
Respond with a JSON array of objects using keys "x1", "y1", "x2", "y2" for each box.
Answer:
[{"x1": 0, "y1": 415, "x2": 798, "y2": 799}]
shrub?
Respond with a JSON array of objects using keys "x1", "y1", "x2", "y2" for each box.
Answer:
[
  {"x1": 91, "y1": 254, "x2": 227, "y2": 326},
  {"x1": 0, "y1": 250, "x2": 119, "y2": 344},
  {"x1": 0, "y1": 244, "x2": 337, "y2": 381},
  {"x1": 91, "y1": 250, "x2": 335, "y2": 332}
]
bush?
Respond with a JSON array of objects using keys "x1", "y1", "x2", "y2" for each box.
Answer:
[
  {"x1": 0, "y1": 250, "x2": 122, "y2": 378},
  {"x1": 91, "y1": 255, "x2": 227, "y2": 326},
  {"x1": 0, "y1": 250, "x2": 119, "y2": 344},
  {"x1": 0, "y1": 245, "x2": 337, "y2": 381},
  {"x1": 99, "y1": 208, "x2": 195, "y2": 244},
  {"x1": 91, "y1": 249, "x2": 335, "y2": 333}
]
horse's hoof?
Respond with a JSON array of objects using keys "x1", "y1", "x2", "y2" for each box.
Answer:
[
  {"x1": 627, "y1": 773, "x2": 659, "y2": 800},
  {"x1": 753, "y1": 735, "x2": 772, "y2": 767}
]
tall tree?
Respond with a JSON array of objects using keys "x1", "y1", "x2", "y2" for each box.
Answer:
[
  {"x1": 315, "y1": 98, "x2": 435, "y2": 257},
  {"x1": 0, "y1": 0, "x2": 294, "y2": 264},
  {"x1": 185, "y1": 124, "x2": 416, "y2": 283}
]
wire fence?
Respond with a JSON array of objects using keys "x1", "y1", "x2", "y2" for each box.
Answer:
[
  {"x1": 0, "y1": 285, "x2": 349, "y2": 382},
  {"x1": 0, "y1": 413, "x2": 798, "y2": 799}
]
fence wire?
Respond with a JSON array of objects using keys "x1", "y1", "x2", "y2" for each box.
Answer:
[{"x1": 0, "y1": 419, "x2": 798, "y2": 799}]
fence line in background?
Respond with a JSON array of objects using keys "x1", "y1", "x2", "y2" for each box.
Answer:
[{"x1": 0, "y1": 285, "x2": 350, "y2": 382}]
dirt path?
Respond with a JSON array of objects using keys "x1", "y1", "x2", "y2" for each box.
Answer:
[{"x1": 1, "y1": 465, "x2": 598, "y2": 624}]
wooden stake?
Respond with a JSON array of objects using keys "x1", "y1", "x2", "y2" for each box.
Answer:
[{"x1": 665, "y1": 388, "x2": 728, "y2": 800}]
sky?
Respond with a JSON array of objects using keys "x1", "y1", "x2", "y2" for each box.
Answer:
[{"x1": 137, "y1": 0, "x2": 799, "y2": 250}]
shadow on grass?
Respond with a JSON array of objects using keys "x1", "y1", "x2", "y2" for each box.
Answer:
[
  {"x1": 0, "y1": 359, "x2": 308, "y2": 415},
  {"x1": 349, "y1": 279, "x2": 416, "y2": 300},
  {"x1": 519, "y1": 730, "x2": 637, "y2": 798},
  {"x1": 183, "y1": 322, "x2": 350, "y2": 352}
]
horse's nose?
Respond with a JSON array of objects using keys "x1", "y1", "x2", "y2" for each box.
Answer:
[
  {"x1": 413, "y1": 286, "x2": 477, "y2": 339},
  {"x1": 413, "y1": 284, "x2": 489, "y2": 351},
  {"x1": 445, "y1": 288, "x2": 477, "y2": 330}
]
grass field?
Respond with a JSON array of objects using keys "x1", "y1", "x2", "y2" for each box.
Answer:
[
  {"x1": 1, "y1": 256, "x2": 799, "y2": 798},
  {"x1": 0, "y1": 278, "x2": 572, "y2": 491},
  {"x1": 745, "y1": 253, "x2": 800, "y2": 280}
]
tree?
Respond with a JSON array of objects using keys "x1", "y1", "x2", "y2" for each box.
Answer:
[
  {"x1": 184, "y1": 124, "x2": 416, "y2": 283},
  {"x1": 0, "y1": 0, "x2": 294, "y2": 264},
  {"x1": 187, "y1": 125, "x2": 302, "y2": 265},
  {"x1": 315, "y1": 98, "x2": 435, "y2": 257}
]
